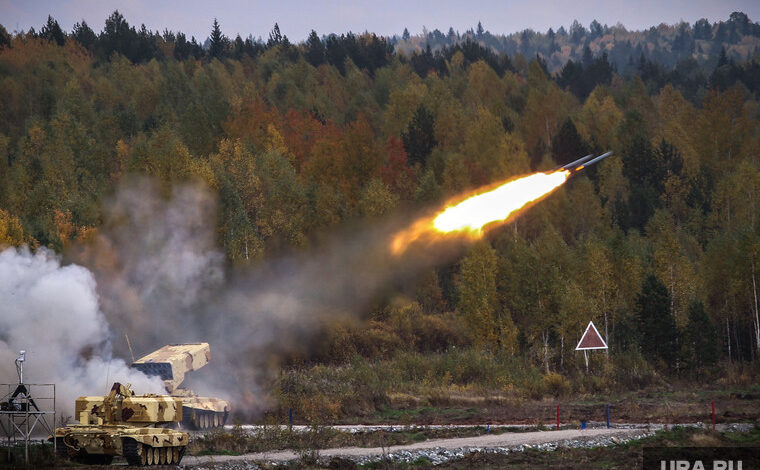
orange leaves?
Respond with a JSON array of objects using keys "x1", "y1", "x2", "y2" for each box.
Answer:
[
  {"x1": 380, "y1": 136, "x2": 415, "y2": 197},
  {"x1": 225, "y1": 99, "x2": 398, "y2": 209},
  {"x1": 54, "y1": 209, "x2": 96, "y2": 249},
  {"x1": 280, "y1": 109, "x2": 327, "y2": 170}
]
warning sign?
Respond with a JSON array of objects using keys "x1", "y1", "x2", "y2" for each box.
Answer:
[{"x1": 575, "y1": 321, "x2": 608, "y2": 350}]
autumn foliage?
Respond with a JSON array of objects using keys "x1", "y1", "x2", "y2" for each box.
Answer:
[{"x1": 1, "y1": 13, "x2": 760, "y2": 394}]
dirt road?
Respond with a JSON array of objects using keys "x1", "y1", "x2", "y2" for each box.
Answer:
[{"x1": 183, "y1": 427, "x2": 644, "y2": 465}]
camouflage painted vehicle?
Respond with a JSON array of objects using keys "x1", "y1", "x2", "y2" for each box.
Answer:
[
  {"x1": 131, "y1": 342, "x2": 231, "y2": 430},
  {"x1": 54, "y1": 382, "x2": 188, "y2": 466}
]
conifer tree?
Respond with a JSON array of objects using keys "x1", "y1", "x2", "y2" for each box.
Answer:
[
  {"x1": 209, "y1": 18, "x2": 228, "y2": 58},
  {"x1": 684, "y1": 300, "x2": 718, "y2": 369},
  {"x1": 305, "y1": 30, "x2": 324, "y2": 66},
  {"x1": 267, "y1": 23, "x2": 282, "y2": 48},
  {"x1": 636, "y1": 274, "x2": 679, "y2": 367},
  {"x1": 40, "y1": 15, "x2": 65, "y2": 45},
  {"x1": 401, "y1": 104, "x2": 436, "y2": 167}
]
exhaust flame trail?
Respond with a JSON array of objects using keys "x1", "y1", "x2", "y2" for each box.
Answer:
[{"x1": 391, "y1": 170, "x2": 570, "y2": 255}]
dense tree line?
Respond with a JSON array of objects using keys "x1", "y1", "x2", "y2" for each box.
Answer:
[
  {"x1": 1, "y1": 12, "x2": 759, "y2": 380},
  {"x1": 398, "y1": 12, "x2": 760, "y2": 76}
]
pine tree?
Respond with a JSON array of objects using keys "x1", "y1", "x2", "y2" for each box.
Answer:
[
  {"x1": 72, "y1": 20, "x2": 97, "y2": 50},
  {"x1": 551, "y1": 117, "x2": 588, "y2": 167},
  {"x1": 636, "y1": 274, "x2": 679, "y2": 367},
  {"x1": 305, "y1": 30, "x2": 324, "y2": 66},
  {"x1": 684, "y1": 300, "x2": 718, "y2": 369},
  {"x1": 0, "y1": 24, "x2": 10, "y2": 49},
  {"x1": 267, "y1": 23, "x2": 282, "y2": 48},
  {"x1": 40, "y1": 15, "x2": 66, "y2": 46},
  {"x1": 209, "y1": 18, "x2": 228, "y2": 58},
  {"x1": 401, "y1": 104, "x2": 436, "y2": 167}
]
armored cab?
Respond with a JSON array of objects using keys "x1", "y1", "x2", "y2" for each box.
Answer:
[
  {"x1": 132, "y1": 343, "x2": 230, "y2": 430},
  {"x1": 54, "y1": 382, "x2": 188, "y2": 466}
]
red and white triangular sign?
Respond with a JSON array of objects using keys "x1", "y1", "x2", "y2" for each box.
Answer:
[{"x1": 576, "y1": 321, "x2": 608, "y2": 350}]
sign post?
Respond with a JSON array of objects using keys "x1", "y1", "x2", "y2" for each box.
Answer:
[{"x1": 575, "y1": 321, "x2": 608, "y2": 371}]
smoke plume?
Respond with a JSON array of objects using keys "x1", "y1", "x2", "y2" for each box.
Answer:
[
  {"x1": 1, "y1": 177, "x2": 449, "y2": 420},
  {"x1": 0, "y1": 247, "x2": 165, "y2": 419}
]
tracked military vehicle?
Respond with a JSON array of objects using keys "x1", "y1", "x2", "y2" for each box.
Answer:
[
  {"x1": 54, "y1": 382, "x2": 188, "y2": 465},
  {"x1": 131, "y1": 343, "x2": 230, "y2": 430}
]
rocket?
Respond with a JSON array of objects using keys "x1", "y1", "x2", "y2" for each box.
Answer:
[{"x1": 558, "y1": 151, "x2": 613, "y2": 173}]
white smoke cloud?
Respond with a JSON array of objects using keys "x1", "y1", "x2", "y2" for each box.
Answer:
[
  {"x1": 0, "y1": 177, "x2": 449, "y2": 422},
  {"x1": 0, "y1": 247, "x2": 165, "y2": 420},
  {"x1": 76, "y1": 178, "x2": 225, "y2": 358}
]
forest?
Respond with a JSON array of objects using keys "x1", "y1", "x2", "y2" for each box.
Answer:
[{"x1": 1, "y1": 11, "x2": 759, "y2": 418}]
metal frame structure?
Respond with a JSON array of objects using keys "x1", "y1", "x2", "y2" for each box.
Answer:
[{"x1": 0, "y1": 383, "x2": 56, "y2": 465}]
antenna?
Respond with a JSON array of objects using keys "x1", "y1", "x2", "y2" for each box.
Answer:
[
  {"x1": 15, "y1": 350, "x2": 25, "y2": 384},
  {"x1": 125, "y1": 334, "x2": 135, "y2": 363},
  {"x1": 105, "y1": 360, "x2": 111, "y2": 395}
]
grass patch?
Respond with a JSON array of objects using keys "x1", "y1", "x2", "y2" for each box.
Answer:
[{"x1": 0, "y1": 443, "x2": 61, "y2": 469}]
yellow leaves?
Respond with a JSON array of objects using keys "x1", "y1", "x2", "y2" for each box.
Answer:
[
  {"x1": 358, "y1": 179, "x2": 399, "y2": 218},
  {"x1": 464, "y1": 60, "x2": 507, "y2": 114},
  {"x1": 662, "y1": 173, "x2": 690, "y2": 223},
  {"x1": 696, "y1": 87, "x2": 750, "y2": 173},
  {"x1": 709, "y1": 160, "x2": 760, "y2": 232},
  {"x1": 383, "y1": 82, "x2": 427, "y2": 136},
  {"x1": 448, "y1": 51, "x2": 465, "y2": 71},
  {"x1": 654, "y1": 85, "x2": 698, "y2": 176},
  {"x1": 460, "y1": 107, "x2": 529, "y2": 185},
  {"x1": 53, "y1": 209, "x2": 96, "y2": 249},
  {"x1": 264, "y1": 123, "x2": 294, "y2": 164},
  {"x1": 112, "y1": 139, "x2": 130, "y2": 181},
  {"x1": 647, "y1": 210, "x2": 698, "y2": 326},
  {"x1": 213, "y1": 138, "x2": 262, "y2": 210},
  {"x1": 577, "y1": 87, "x2": 622, "y2": 149},
  {"x1": 597, "y1": 156, "x2": 628, "y2": 206},
  {"x1": 526, "y1": 59, "x2": 549, "y2": 88},
  {"x1": 457, "y1": 241, "x2": 501, "y2": 349},
  {"x1": 26, "y1": 124, "x2": 45, "y2": 156},
  {"x1": 0, "y1": 209, "x2": 27, "y2": 248},
  {"x1": 565, "y1": 177, "x2": 605, "y2": 240},
  {"x1": 520, "y1": 82, "x2": 574, "y2": 155},
  {"x1": 312, "y1": 184, "x2": 344, "y2": 229}
]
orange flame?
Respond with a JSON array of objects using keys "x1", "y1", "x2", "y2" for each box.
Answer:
[{"x1": 391, "y1": 170, "x2": 570, "y2": 255}]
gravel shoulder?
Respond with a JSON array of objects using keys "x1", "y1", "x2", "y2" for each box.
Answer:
[{"x1": 183, "y1": 427, "x2": 643, "y2": 465}]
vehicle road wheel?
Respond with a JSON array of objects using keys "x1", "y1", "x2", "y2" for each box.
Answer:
[
  {"x1": 176, "y1": 446, "x2": 186, "y2": 465},
  {"x1": 121, "y1": 438, "x2": 145, "y2": 466}
]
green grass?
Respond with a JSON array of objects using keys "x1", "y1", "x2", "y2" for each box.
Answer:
[
  {"x1": 723, "y1": 428, "x2": 760, "y2": 444},
  {"x1": 373, "y1": 406, "x2": 482, "y2": 423}
]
